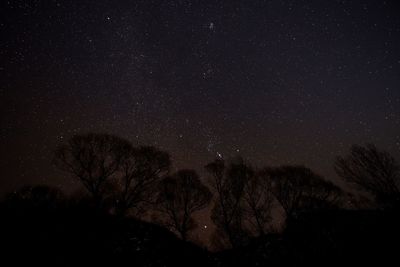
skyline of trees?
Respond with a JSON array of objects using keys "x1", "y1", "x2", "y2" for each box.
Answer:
[
  {"x1": 114, "y1": 145, "x2": 171, "y2": 216},
  {"x1": 205, "y1": 158, "x2": 251, "y2": 248},
  {"x1": 48, "y1": 133, "x2": 400, "y2": 248},
  {"x1": 154, "y1": 169, "x2": 212, "y2": 240},
  {"x1": 335, "y1": 144, "x2": 400, "y2": 209}
]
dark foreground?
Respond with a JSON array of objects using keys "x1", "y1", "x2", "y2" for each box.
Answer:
[{"x1": 1, "y1": 198, "x2": 399, "y2": 267}]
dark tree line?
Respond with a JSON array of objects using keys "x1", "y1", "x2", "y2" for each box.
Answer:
[
  {"x1": 53, "y1": 133, "x2": 210, "y2": 240},
  {"x1": 155, "y1": 170, "x2": 212, "y2": 241},
  {"x1": 53, "y1": 134, "x2": 170, "y2": 216},
  {"x1": 50, "y1": 133, "x2": 400, "y2": 249},
  {"x1": 205, "y1": 160, "x2": 344, "y2": 249},
  {"x1": 335, "y1": 144, "x2": 400, "y2": 209}
]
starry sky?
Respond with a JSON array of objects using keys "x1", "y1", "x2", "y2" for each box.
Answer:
[{"x1": 1, "y1": 0, "x2": 400, "y2": 200}]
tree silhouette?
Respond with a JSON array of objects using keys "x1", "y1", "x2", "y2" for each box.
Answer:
[
  {"x1": 154, "y1": 169, "x2": 211, "y2": 240},
  {"x1": 242, "y1": 171, "x2": 275, "y2": 236},
  {"x1": 205, "y1": 158, "x2": 249, "y2": 248},
  {"x1": 302, "y1": 175, "x2": 343, "y2": 210},
  {"x1": 335, "y1": 144, "x2": 400, "y2": 209},
  {"x1": 4, "y1": 137, "x2": 400, "y2": 265},
  {"x1": 53, "y1": 133, "x2": 129, "y2": 207},
  {"x1": 263, "y1": 165, "x2": 342, "y2": 223},
  {"x1": 4, "y1": 185, "x2": 65, "y2": 212},
  {"x1": 114, "y1": 146, "x2": 170, "y2": 216}
]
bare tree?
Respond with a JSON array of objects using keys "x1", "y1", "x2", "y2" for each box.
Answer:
[
  {"x1": 115, "y1": 146, "x2": 171, "y2": 216},
  {"x1": 53, "y1": 133, "x2": 129, "y2": 207},
  {"x1": 335, "y1": 144, "x2": 400, "y2": 208},
  {"x1": 205, "y1": 158, "x2": 249, "y2": 248},
  {"x1": 155, "y1": 169, "x2": 211, "y2": 240},
  {"x1": 263, "y1": 165, "x2": 342, "y2": 223},
  {"x1": 299, "y1": 173, "x2": 343, "y2": 211},
  {"x1": 242, "y1": 171, "x2": 275, "y2": 236}
]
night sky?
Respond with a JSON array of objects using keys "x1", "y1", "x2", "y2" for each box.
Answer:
[{"x1": 1, "y1": 0, "x2": 400, "y2": 206}]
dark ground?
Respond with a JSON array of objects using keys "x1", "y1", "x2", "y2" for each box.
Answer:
[{"x1": 1, "y1": 195, "x2": 399, "y2": 267}]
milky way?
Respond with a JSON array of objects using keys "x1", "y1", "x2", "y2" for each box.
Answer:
[{"x1": 1, "y1": 0, "x2": 400, "y2": 202}]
